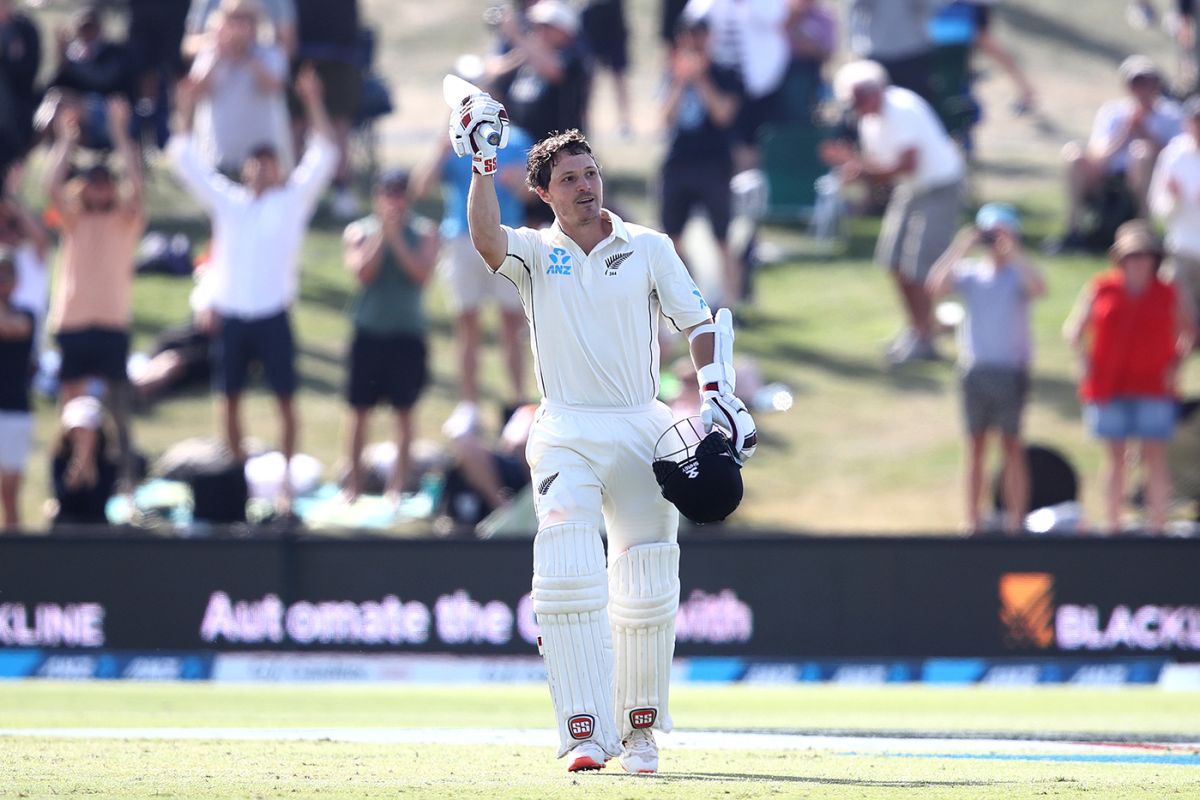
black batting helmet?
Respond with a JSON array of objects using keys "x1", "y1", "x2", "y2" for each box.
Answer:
[{"x1": 652, "y1": 417, "x2": 743, "y2": 524}]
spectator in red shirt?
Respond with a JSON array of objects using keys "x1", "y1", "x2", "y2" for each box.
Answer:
[{"x1": 1065, "y1": 221, "x2": 1196, "y2": 533}]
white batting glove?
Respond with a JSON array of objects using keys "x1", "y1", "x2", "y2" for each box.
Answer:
[
  {"x1": 700, "y1": 390, "x2": 758, "y2": 463},
  {"x1": 448, "y1": 94, "x2": 510, "y2": 175}
]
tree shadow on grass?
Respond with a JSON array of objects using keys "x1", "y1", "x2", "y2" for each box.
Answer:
[{"x1": 605, "y1": 772, "x2": 1011, "y2": 788}]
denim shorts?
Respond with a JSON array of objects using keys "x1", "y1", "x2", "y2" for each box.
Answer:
[{"x1": 1084, "y1": 396, "x2": 1178, "y2": 441}]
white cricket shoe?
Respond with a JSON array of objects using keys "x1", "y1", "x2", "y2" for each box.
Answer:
[
  {"x1": 566, "y1": 741, "x2": 607, "y2": 772},
  {"x1": 618, "y1": 729, "x2": 658, "y2": 774}
]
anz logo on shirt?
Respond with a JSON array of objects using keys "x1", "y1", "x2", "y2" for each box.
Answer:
[{"x1": 546, "y1": 248, "x2": 573, "y2": 276}]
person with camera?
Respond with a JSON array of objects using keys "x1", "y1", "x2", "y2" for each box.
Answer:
[{"x1": 927, "y1": 204, "x2": 1046, "y2": 535}]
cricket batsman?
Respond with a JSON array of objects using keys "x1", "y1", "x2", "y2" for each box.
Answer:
[{"x1": 454, "y1": 91, "x2": 757, "y2": 773}]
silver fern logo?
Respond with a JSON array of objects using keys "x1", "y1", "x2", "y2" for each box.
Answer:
[{"x1": 604, "y1": 251, "x2": 633, "y2": 276}]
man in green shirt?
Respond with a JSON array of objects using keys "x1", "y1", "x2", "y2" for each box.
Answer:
[{"x1": 342, "y1": 169, "x2": 438, "y2": 503}]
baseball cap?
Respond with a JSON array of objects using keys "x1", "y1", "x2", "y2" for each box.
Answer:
[
  {"x1": 62, "y1": 396, "x2": 103, "y2": 431},
  {"x1": 975, "y1": 203, "x2": 1021, "y2": 233},
  {"x1": 833, "y1": 60, "x2": 890, "y2": 106},
  {"x1": 527, "y1": 0, "x2": 580, "y2": 36},
  {"x1": 1118, "y1": 55, "x2": 1159, "y2": 84}
]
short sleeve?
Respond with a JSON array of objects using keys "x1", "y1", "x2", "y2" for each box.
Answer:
[
  {"x1": 952, "y1": 261, "x2": 975, "y2": 295},
  {"x1": 651, "y1": 235, "x2": 710, "y2": 331},
  {"x1": 495, "y1": 226, "x2": 539, "y2": 295}
]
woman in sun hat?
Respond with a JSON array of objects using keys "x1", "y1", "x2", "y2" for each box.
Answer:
[{"x1": 1064, "y1": 220, "x2": 1196, "y2": 533}]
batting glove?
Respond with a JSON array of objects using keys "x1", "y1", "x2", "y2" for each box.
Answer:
[
  {"x1": 448, "y1": 94, "x2": 510, "y2": 175},
  {"x1": 700, "y1": 390, "x2": 758, "y2": 463}
]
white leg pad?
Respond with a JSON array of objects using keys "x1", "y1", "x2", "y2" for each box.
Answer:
[
  {"x1": 531, "y1": 522, "x2": 622, "y2": 758},
  {"x1": 608, "y1": 542, "x2": 680, "y2": 740}
]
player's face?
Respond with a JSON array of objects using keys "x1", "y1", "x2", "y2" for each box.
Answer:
[{"x1": 539, "y1": 152, "x2": 603, "y2": 226}]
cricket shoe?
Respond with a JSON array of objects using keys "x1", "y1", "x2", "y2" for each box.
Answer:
[
  {"x1": 618, "y1": 729, "x2": 658, "y2": 774},
  {"x1": 566, "y1": 741, "x2": 608, "y2": 772}
]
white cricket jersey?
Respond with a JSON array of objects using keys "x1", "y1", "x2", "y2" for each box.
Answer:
[{"x1": 496, "y1": 210, "x2": 712, "y2": 408}]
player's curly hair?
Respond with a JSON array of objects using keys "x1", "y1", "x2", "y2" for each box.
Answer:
[{"x1": 525, "y1": 129, "x2": 598, "y2": 191}]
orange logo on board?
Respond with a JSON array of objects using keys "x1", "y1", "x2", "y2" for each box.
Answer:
[{"x1": 999, "y1": 572, "x2": 1055, "y2": 649}]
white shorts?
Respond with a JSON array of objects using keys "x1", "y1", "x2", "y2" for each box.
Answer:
[
  {"x1": 0, "y1": 411, "x2": 34, "y2": 472},
  {"x1": 439, "y1": 235, "x2": 522, "y2": 313},
  {"x1": 526, "y1": 400, "x2": 679, "y2": 560}
]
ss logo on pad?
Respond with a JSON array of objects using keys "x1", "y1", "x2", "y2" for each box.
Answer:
[
  {"x1": 630, "y1": 708, "x2": 657, "y2": 729},
  {"x1": 568, "y1": 714, "x2": 595, "y2": 740}
]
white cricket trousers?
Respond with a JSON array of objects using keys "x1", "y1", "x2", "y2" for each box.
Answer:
[{"x1": 526, "y1": 400, "x2": 679, "y2": 556}]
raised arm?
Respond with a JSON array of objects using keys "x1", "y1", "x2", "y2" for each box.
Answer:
[
  {"x1": 287, "y1": 64, "x2": 339, "y2": 212},
  {"x1": 1003, "y1": 232, "x2": 1047, "y2": 299},
  {"x1": 106, "y1": 96, "x2": 143, "y2": 212},
  {"x1": 45, "y1": 106, "x2": 82, "y2": 219},
  {"x1": 167, "y1": 77, "x2": 224, "y2": 209},
  {"x1": 468, "y1": 173, "x2": 507, "y2": 270},
  {"x1": 926, "y1": 226, "x2": 976, "y2": 299}
]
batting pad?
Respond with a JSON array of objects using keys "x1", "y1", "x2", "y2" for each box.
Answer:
[
  {"x1": 531, "y1": 522, "x2": 622, "y2": 758},
  {"x1": 608, "y1": 542, "x2": 681, "y2": 740}
]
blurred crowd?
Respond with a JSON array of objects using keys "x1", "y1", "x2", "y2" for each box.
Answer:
[{"x1": 0, "y1": 0, "x2": 1197, "y2": 536}]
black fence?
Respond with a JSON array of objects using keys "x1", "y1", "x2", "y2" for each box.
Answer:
[{"x1": 1, "y1": 533, "x2": 1198, "y2": 660}]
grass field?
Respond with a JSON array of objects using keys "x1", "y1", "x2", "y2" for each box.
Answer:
[{"x1": 2, "y1": 683, "x2": 1199, "y2": 798}]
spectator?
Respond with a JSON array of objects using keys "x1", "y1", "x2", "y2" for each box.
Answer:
[
  {"x1": 781, "y1": 0, "x2": 836, "y2": 121},
  {"x1": 126, "y1": 0, "x2": 190, "y2": 150},
  {"x1": 1050, "y1": 56, "x2": 1182, "y2": 253},
  {"x1": 492, "y1": 0, "x2": 589, "y2": 145},
  {"x1": 1064, "y1": 221, "x2": 1196, "y2": 533},
  {"x1": 168, "y1": 66, "x2": 337, "y2": 509},
  {"x1": 440, "y1": 403, "x2": 537, "y2": 529},
  {"x1": 184, "y1": 0, "x2": 296, "y2": 59},
  {"x1": 1149, "y1": 95, "x2": 1200, "y2": 321},
  {"x1": 0, "y1": 249, "x2": 34, "y2": 530},
  {"x1": 580, "y1": 0, "x2": 632, "y2": 136},
  {"x1": 684, "y1": 0, "x2": 790, "y2": 166},
  {"x1": 962, "y1": 0, "x2": 1036, "y2": 115},
  {"x1": 824, "y1": 60, "x2": 966, "y2": 365},
  {"x1": 341, "y1": 169, "x2": 438, "y2": 503},
  {"x1": 189, "y1": 0, "x2": 294, "y2": 173},
  {"x1": 130, "y1": 272, "x2": 215, "y2": 405},
  {"x1": 661, "y1": 14, "x2": 744, "y2": 307},
  {"x1": 50, "y1": 395, "x2": 118, "y2": 527},
  {"x1": 47, "y1": 6, "x2": 129, "y2": 129},
  {"x1": 45, "y1": 98, "x2": 144, "y2": 407},
  {"x1": 294, "y1": 0, "x2": 362, "y2": 219},
  {"x1": 846, "y1": 0, "x2": 937, "y2": 103},
  {"x1": 0, "y1": 193, "x2": 49, "y2": 341},
  {"x1": 927, "y1": 204, "x2": 1046, "y2": 535},
  {"x1": 411, "y1": 119, "x2": 532, "y2": 438},
  {"x1": 0, "y1": 0, "x2": 41, "y2": 175}
]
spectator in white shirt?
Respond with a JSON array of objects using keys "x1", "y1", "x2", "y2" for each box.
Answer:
[
  {"x1": 189, "y1": 0, "x2": 294, "y2": 174},
  {"x1": 168, "y1": 64, "x2": 336, "y2": 508},
  {"x1": 824, "y1": 59, "x2": 966, "y2": 365},
  {"x1": 1150, "y1": 95, "x2": 1200, "y2": 322},
  {"x1": 1051, "y1": 55, "x2": 1182, "y2": 253}
]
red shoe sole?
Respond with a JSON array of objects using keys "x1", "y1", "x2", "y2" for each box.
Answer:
[{"x1": 567, "y1": 756, "x2": 605, "y2": 772}]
